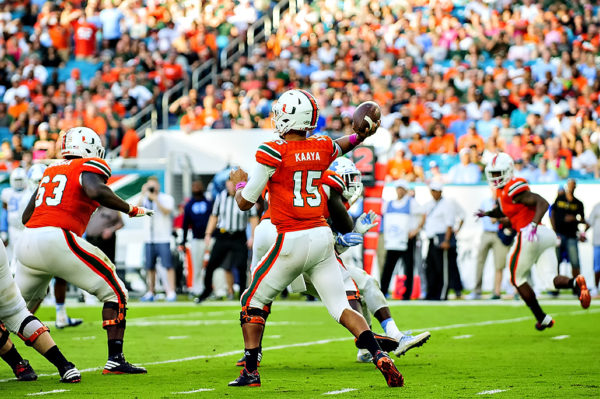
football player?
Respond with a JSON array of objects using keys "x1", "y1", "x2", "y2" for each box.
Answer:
[
  {"x1": 229, "y1": 89, "x2": 403, "y2": 388},
  {"x1": 14, "y1": 127, "x2": 153, "y2": 375},
  {"x1": 15, "y1": 164, "x2": 83, "y2": 329},
  {"x1": 1, "y1": 168, "x2": 29, "y2": 263},
  {"x1": 240, "y1": 158, "x2": 429, "y2": 365},
  {"x1": 0, "y1": 241, "x2": 80, "y2": 382},
  {"x1": 479, "y1": 153, "x2": 591, "y2": 330}
]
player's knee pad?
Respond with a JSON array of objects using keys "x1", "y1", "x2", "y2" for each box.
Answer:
[
  {"x1": 0, "y1": 323, "x2": 9, "y2": 347},
  {"x1": 362, "y1": 277, "x2": 388, "y2": 314},
  {"x1": 240, "y1": 306, "x2": 269, "y2": 327},
  {"x1": 16, "y1": 315, "x2": 48, "y2": 346},
  {"x1": 102, "y1": 301, "x2": 127, "y2": 329},
  {"x1": 346, "y1": 291, "x2": 361, "y2": 302}
]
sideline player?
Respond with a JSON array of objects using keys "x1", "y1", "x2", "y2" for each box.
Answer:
[
  {"x1": 229, "y1": 89, "x2": 403, "y2": 388},
  {"x1": 16, "y1": 164, "x2": 83, "y2": 329},
  {"x1": 479, "y1": 153, "x2": 591, "y2": 329},
  {"x1": 15, "y1": 127, "x2": 153, "y2": 374},
  {"x1": 0, "y1": 242, "x2": 80, "y2": 382},
  {"x1": 1, "y1": 168, "x2": 29, "y2": 264}
]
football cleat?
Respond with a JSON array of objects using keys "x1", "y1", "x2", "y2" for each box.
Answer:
[
  {"x1": 59, "y1": 363, "x2": 81, "y2": 383},
  {"x1": 575, "y1": 275, "x2": 591, "y2": 309},
  {"x1": 140, "y1": 292, "x2": 154, "y2": 302},
  {"x1": 55, "y1": 316, "x2": 83, "y2": 329},
  {"x1": 535, "y1": 314, "x2": 555, "y2": 331},
  {"x1": 235, "y1": 351, "x2": 262, "y2": 367},
  {"x1": 228, "y1": 368, "x2": 261, "y2": 387},
  {"x1": 355, "y1": 333, "x2": 399, "y2": 353},
  {"x1": 13, "y1": 359, "x2": 37, "y2": 381},
  {"x1": 103, "y1": 354, "x2": 147, "y2": 374},
  {"x1": 373, "y1": 351, "x2": 404, "y2": 387},
  {"x1": 356, "y1": 349, "x2": 372, "y2": 363},
  {"x1": 393, "y1": 331, "x2": 431, "y2": 357}
]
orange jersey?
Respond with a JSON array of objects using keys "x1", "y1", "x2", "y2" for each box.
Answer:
[
  {"x1": 26, "y1": 157, "x2": 111, "y2": 236},
  {"x1": 497, "y1": 177, "x2": 536, "y2": 231},
  {"x1": 320, "y1": 169, "x2": 346, "y2": 219},
  {"x1": 256, "y1": 136, "x2": 341, "y2": 233}
]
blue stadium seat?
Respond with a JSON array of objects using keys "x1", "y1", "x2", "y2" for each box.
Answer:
[
  {"x1": 22, "y1": 135, "x2": 36, "y2": 149},
  {"x1": 0, "y1": 127, "x2": 11, "y2": 143},
  {"x1": 58, "y1": 60, "x2": 101, "y2": 83}
]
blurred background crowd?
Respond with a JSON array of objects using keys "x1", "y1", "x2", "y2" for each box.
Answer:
[{"x1": 1, "y1": 0, "x2": 600, "y2": 183}]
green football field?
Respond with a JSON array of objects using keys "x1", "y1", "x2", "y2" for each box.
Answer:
[{"x1": 1, "y1": 300, "x2": 599, "y2": 398}]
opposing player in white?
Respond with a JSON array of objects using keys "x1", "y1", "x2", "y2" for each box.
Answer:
[
  {"x1": 1, "y1": 168, "x2": 29, "y2": 265},
  {"x1": 0, "y1": 242, "x2": 81, "y2": 382},
  {"x1": 328, "y1": 158, "x2": 430, "y2": 361}
]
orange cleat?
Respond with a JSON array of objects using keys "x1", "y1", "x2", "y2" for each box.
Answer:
[
  {"x1": 373, "y1": 351, "x2": 404, "y2": 387},
  {"x1": 576, "y1": 275, "x2": 591, "y2": 309}
]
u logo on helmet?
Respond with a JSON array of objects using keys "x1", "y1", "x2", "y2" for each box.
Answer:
[{"x1": 282, "y1": 104, "x2": 296, "y2": 114}]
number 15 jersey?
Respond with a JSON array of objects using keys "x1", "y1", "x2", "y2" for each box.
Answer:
[
  {"x1": 26, "y1": 157, "x2": 112, "y2": 237},
  {"x1": 256, "y1": 136, "x2": 341, "y2": 233}
]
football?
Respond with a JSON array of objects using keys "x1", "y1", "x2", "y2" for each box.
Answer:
[{"x1": 352, "y1": 101, "x2": 381, "y2": 136}]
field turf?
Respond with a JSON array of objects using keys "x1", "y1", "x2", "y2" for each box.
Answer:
[{"x1": 1, "y1": 299, "x2": 598, "y2": 398}]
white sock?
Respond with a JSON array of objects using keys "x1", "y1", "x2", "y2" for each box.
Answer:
[
  {"x1": 56, "y1": 304, "x2": 67, "y2": 320},
  {"x1": 382, "y1": 318, "x2": 404, "y2": 340}
]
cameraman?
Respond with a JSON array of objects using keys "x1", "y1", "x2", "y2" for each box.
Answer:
[{"x1": 138, "y1": 176, "x2": 176, "y2": 302}]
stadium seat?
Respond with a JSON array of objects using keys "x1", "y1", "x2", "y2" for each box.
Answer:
[
  {"x1": 22, "y1": 135, "x2": 36, "y2": 149},
  {"x1": 0, "y1": 127, "x2": 11, "y2": 143}
]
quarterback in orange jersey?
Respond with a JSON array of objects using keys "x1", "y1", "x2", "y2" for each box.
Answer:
[
  {"x1": 479, "y1": 153, "x2": 591, "y2": 330},
  {"x1": 14, "y1": 127, "x2": 153, "y2": 375},
  {"x1": 227, "y1": 89, "x2": 404, "y2": 388}
]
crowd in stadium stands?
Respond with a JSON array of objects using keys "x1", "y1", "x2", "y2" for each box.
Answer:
[
  {"x1": 170, "y1": 0, "x2": 600, "y2": 183},
  {"x1": 2, "y1": 0, "x2": 600, "y2": 183},
  {"x1": 0, "y1": 0, "x2": 269, "y2": 169}
]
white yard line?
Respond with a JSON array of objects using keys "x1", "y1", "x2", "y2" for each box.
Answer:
[
  {"x1": 59, "y1": 299, "x2": 591, "y2": 308},
  {"x1": 27, "y1": 390, "x2": 70, "y2": 396},
  {"x1": 452, "y1": 334, "x2": 473, "y2": 339},
  {"x1": 551, "y1": 335, "x2": 570, "y2": 340},
  {"x1": 4, "y1": 308, "x2": 597, "y2": 383},
  {"x1": 72, "y1": 336, "x2": 96, "y2": 341},
  {"x1": 173, "y1": 388, "x2": 215, "y2": 394},
  {"x1": 168, "y1": 336, "x2": 190, "y2": 340},
  {"x1": 323, "y1": 388, "x2": 357, "y2": 395},
  {"x1": 128, "y1": 320, "x2": 323, "y2": 327},
  {"x1": 477, "y1": 389, "x2": 509, "y2": 395}
]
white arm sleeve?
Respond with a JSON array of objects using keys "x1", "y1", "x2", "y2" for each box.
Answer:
[{"x1": 241, "y1": 163, "x2": 275, "y2": 203}]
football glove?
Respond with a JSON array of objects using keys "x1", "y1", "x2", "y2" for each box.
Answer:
[
  {"x1": 347, "y1": 182, "x2": 364, "y2": 206},
  {"x1": 336, "y1": 232, "x2": 363, "y2": 247},
  {"x1": 354, "y1": 210, "x2": 378, "y2": 234},
  {"x1": 128, "y1": 205, "x2": 154, "y2": 218},
  {"x1": 522, "y1": 222, "x2": 538, "y2": 242}
]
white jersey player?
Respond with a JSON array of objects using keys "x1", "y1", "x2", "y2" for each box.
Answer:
[{"x1": 1, "y1": 168, "x2": 29, "y2": 262}]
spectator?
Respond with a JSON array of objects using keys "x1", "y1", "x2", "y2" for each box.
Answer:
[
  {"x1": 427, "y1": 123, "x2": 455, "y2": 154},
  {"x1": 119, "y1": 119, "x2": 139, "y2": 158},
  {"x1": 195, "y1": 177, "x2": 258, "y2": 302},
  {"x1": 458, "y1": 123, "x2": 485, "y2": 153},
  {"x1": 551, "y1": 179, "x2": 587, "y2": 279},
  {"x1": 181, "y1": 180, "x2": 213, "y2": 296},
  {"x1": 534, "y1": 159, "x2": 559, "y2": 183},
  {"x1": 380, "y1": 180, "x2": 424, "y2": 300},
  {"x1": 571, "y1": 140, "x2": 598, "y2": 177},
  {"x1": 138, "y1": 176, "x2": 177, "y2": 302},
  {"x1": 386, "y1": 144, "x2": 414, "y2": 182},
  {"x1": 423, "y1": 182, "x2": 463, "y2": 300},
  {"x1": 447, "y1": 148, "x2": 481, "y2": 184},
  {"x1": 469, "y1": 190, "x2": 511, "y2": 300}
]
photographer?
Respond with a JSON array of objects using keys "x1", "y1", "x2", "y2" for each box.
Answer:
[{"x1": 138, "y1": 176, "x2": 176, "y2": 302}]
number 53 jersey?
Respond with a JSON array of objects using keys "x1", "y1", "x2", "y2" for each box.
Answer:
[{"x1": 26, "y1": 157, "x2": 111, "y2": 237}]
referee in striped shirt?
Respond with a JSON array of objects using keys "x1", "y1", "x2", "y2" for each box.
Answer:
[{"x1": 195, "y1": 178, "x2": 258, "y2": 302}]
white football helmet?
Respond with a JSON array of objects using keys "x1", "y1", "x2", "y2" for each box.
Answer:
[
  {"x1": 329, "y1": 157, "x2": 363, "y2": 202},
  {"x1": 61, "y1": 127, "x2": 105, "y2": 159},
  {"x1": 485, "y1": 152, "x2": 514, "y2": 188},
  {"x1": 271, "y1": 89, "x2": 319, "y2": 138},
  {"x1": 27, "y1": 163, "x2": 47, "y2": 189},
  {"x1": 9, "y1": 167, "x2": 27, "y2": 191}
]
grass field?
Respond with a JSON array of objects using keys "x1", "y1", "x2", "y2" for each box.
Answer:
[{"x1": 1, "y1": 299, "x2": 599, "y2": 398}]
